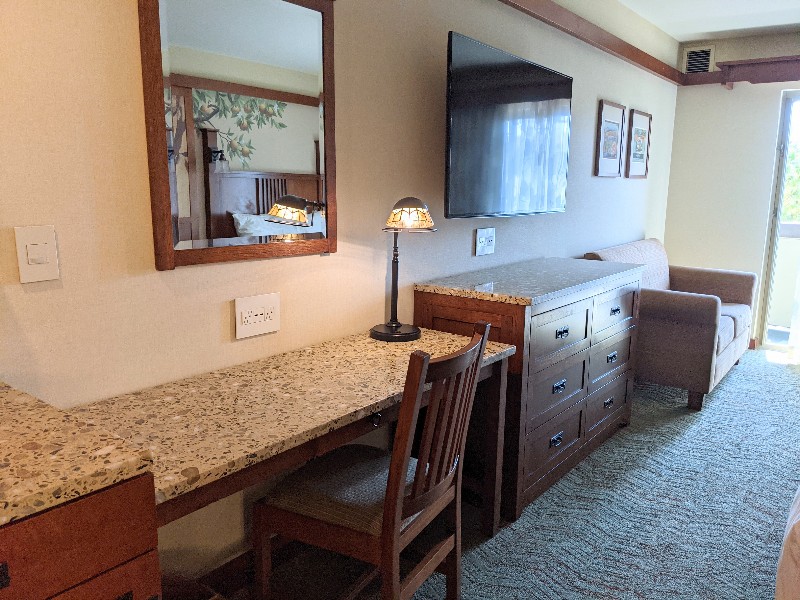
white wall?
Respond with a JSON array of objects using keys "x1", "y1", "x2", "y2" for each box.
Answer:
[
  {"x1": 1, "y1": 0, "x2": 677, "y2": 576},
  {"x1": 664, "y1": 81, "x2": 799, "y2": 328}
]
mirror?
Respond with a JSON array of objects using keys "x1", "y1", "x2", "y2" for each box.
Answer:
[{"x1": 138, "y1": 0, "x2": 336, "y2": 270}]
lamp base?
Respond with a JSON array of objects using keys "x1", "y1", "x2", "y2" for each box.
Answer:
[{"x1": 369, "y1": 323, "x2": 421, "y2": 342}]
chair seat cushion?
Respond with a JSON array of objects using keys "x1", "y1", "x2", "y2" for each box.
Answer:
[
  {"x1": 717, "y1": 316, "x2": 735, "y2": 354},
  {"x1": 265, "y1": 444, "x2": 418, "y2": 537},
  {"x1": 720, "y1": 303, "x2": 751, "y2": 338}
]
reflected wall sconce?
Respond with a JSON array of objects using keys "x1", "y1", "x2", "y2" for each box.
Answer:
[
  {"x1": 370, "y1": 197, "x2": 436, "y2": 342},
  {"x1": 264, "y1": 195, "x2": 325, "y2": 227}
]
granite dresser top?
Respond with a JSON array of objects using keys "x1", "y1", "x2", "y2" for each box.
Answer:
[
  {"x1": 0, "y1": 383, "x2": 153, "y2": 526},
  {"x1": 415, "y1": 257, "x2": 645, "y2": 306},
  {"x1": 67, "y1": 329, "x2": 515, "y2": 504}
]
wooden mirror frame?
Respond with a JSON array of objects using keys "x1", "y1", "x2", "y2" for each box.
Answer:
[{"x1": 137, "y1": 0, "x2": 336, "y2": 270}]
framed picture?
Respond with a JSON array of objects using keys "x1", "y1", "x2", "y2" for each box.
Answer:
[
  {"x1": 626, "y1": 109, "x2": 652, "y2": 178},
  {"x1": 594, "y1": 100, "x2": 625, "y2": 177}
]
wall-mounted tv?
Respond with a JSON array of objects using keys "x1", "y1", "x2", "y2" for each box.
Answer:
[{"x1": 445, "y1": 32, "x2": 572, "y2": 219}]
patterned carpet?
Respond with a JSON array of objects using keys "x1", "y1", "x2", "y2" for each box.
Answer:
[{"x1": 238, "y1": 349, "x2": 800, "y2": 599}]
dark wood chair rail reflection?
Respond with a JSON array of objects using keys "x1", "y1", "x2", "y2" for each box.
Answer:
[{"x1": 252, "y1": 322, "x2": 491, "y2": 600}]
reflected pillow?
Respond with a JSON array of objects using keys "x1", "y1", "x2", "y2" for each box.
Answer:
[
  {"x1": 231, "y1": 212, "x2": 325, "y2": 237},
  {"x1": 232, "y1": 213, "x2": 281, "y2": 236}
]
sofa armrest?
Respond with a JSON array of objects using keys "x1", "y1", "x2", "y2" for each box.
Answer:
[
  {"x1": 669, "y1": 265, "x2": 757, "y2": 308},
  {"x1": 639, "y1": 289, "x2": 721, "y2": 327}
]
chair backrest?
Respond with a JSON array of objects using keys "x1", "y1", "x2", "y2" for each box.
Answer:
[
  {"x1": 584, "y1": 238, "x2": 670, "y2": 290},
  {"x1": 383, "y1": 322, "x2": 490, "y2": 534}
]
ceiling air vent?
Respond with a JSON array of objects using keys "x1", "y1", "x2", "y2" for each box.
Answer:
[{"x1": 683, "y1": 46, "x2": 715, "y2": 74}]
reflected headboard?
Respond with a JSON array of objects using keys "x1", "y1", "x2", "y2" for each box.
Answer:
[{"x1": 207, "y1": 170, "x2": 321, "y2": 239}]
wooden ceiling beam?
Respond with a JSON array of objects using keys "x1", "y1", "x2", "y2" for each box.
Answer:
[{"x1": 497, "y1": 0, "x2": 684, "y2": 85}]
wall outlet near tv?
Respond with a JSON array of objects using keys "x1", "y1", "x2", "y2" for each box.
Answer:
[
  {"x1": 475, "y1": 228, "x2": 496, "y2": 256},
  {"x1": 234, "y1": 293, "x2": 280, "y2": 339}
]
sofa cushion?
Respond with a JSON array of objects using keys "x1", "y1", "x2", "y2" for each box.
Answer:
[
  {"x1": 716, "y1": 316, "x2": 735, "y2": 354},
  {"x1": 720, "y1": 303, "x2": 751, "y2": 338},
  {"x1": 584, "y1": 238, "x2": 669, "y2": 290}
]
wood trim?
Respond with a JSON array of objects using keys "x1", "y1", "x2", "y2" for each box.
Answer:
[
  {"x1": 169, "y1": 73, "x2": 319, "y2": 107},
  {"x1": 682, "y1": 70, "x2": 725, "y2": 86},
  {"x1": 496, "y1": 0, "x2": 684, "y2": 85},
  {"x1": 138, "y1": 0, "x2": 175, "y2": 270},
  {"x1": 683, "y1": 55, "x2": 800, "y2": 87}
]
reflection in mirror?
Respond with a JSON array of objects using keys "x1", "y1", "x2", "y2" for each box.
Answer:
[{"x1": 159, "y1": 0, "x2": 326, "y2": 250}]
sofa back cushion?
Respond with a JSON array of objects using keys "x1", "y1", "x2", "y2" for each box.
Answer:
[{"x1": 584, "y1": 238, "x2": 670, "y2": 290}]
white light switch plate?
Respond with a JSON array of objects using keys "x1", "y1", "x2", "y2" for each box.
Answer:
[
  {"x1": 234, "y1": 293, "x2": 280, "y2": 339},
  {"x1": 14, "y1": 225, "x2": 60, "y2": 283},
  {"x1": 475, "y1": 227, "x2": 496, "y2": 256}
]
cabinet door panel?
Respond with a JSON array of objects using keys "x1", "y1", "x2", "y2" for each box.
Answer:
[
  {"x1": 531, "y1": 299, "x2": 591, "y2": 360},
  {"x1": 588, "y1": 329, "x2": 633, "y2": 392},
  {"x1": 0, "y1": 474, "x2": 156, "y2": 600},
  {"x1": 527, "y1": 349, "x2": 588, "y2": 431},
  {"x1": 51, "y1": 551, "x2": 161, "y2": 600},
  {"x1": 586, "y1": 375, "x2": 629, "y2": 433},
  {"x1": 524, "y1": 399, "x2": 585, "y2": 488}
]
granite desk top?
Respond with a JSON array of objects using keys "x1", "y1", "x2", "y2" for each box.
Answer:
[
  {"x1": 0, "y1": 383, "x2": 153, "y2": 526},
  {"x1": 415, "y1": 257, "x2": 645, "y2": 306},
  {"x1": 66, "y1": 329, "x2": 515, "y2": 505}
]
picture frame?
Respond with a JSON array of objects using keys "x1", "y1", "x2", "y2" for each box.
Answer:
[
  {"x1": 626, "y1": 109, "x2": 652, "y2": 178},
  {"x1": 594, "y1": 100, "x2": 625, "y2": 177}
]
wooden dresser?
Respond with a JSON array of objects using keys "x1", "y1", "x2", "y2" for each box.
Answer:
[{"x1": 414, "y1": 257, "x2": 644, "y2": 520}]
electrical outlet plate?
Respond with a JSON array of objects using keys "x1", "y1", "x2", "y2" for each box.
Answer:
[
  {"x1": 475, "y1": 227, "x2": 496, "y2": 256},
  {"x1": 234, "y1": 293, "x2": 280, "y2": 339}
]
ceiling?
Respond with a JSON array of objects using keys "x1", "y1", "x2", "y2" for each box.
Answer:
[{"x1": 617, "y1": 0, "x2": 800, "y2": 42}]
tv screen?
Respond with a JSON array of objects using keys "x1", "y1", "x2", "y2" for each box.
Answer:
[{"x1": 445, "y1": 32, "x2": 572, "y2": 219}]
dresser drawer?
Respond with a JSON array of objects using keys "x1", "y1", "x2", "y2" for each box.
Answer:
[
  {"x1": 588, "y1": 328, "x2": 633, "y2": 392},
  {"x1": 50, "y1": 551, "x2": 161, "y2": 600},
  {"x1": 531, "y1": 299, "x2": 591, "y2": 362},
  {"x1": 0, "y1": 474, "x2": 157, "y2": 600},
  {"x1": 527, "y1": 349, "x2": 588, "y2": 430},
  {"x1": 524, "y1": 399, "x2": 585, "y2": 487},
  {"x1": 586, "y1": 375, "x2": 630, "y2": 433},
  {"x1": 592, "y1": 284, "x2": 637, "y2": 342}
]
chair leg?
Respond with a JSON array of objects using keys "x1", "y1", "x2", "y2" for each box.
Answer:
[
  {"x1": 379, "y1": 553, "x2": 401, "y2": 600},
  {"x1": 252, "y1": 505, "x2": 273, "y2": 600},
  {"x1": 687, "y1": 391, "x2": 704, "y2": 411},
  {"x1": 444, "y1": 496, "x2": 462, "y2": 600}
]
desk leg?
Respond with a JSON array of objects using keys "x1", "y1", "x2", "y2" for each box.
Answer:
[{"x1": 481, "y1": 357, "x2": 507, "y2": 537}]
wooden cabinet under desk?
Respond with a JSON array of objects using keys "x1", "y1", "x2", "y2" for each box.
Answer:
[
  {"x1": 0, "y1": 474, "x2": 160, "y2": 600},
  {"x1": 414, "y1": 257, "x2": 643, "y2": 521}
]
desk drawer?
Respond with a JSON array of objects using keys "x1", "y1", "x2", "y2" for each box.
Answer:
[
  {"x1": 586, "y1": 375, "x2": 629, "y2": 433},
  {"x1": 527, "y1": 349, "x2": 588, "y2": 431},
  {"x1": 531, "y1": 299, "x2": 591, "y2": 361},
  {"x1": 0, "y1": 474, "x2": 157, "y2": 600},
  {"x1": 524, "y1": 399, "x2": 584, "y2": 487},
  {"x1": 50, "y1": 551, "x2": 161, "y2": 600},
  {"x1": 588, "y1": 329, "x2": 633, "y2": 392},
  {"x1": 593, "y1": 284, "x2": 637, "y2": 342}
]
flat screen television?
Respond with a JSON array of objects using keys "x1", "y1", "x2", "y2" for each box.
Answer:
[{"x1": 445, "y1": 32, "x2": 572, "y2": 219}]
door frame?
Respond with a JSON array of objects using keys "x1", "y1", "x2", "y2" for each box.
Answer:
[{"x1": 757, "y1": 90, "x2": 800, "y2": 346}]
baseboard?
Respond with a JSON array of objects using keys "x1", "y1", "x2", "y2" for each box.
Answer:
[{"x1": 749, "y1": 338, "x2": 758, "y2": 350}]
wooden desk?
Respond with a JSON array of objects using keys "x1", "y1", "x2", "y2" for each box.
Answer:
[{"x1": 69, "y1": 329, "x2": 514, "y2": 537}]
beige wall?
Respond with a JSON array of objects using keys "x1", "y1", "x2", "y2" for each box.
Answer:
[
  {"x1": 2, "y1": 0, "x2": 677, "y2": 576},
  {"x1": 664, "y1": 81, "x2": 799, "y2": 331}
]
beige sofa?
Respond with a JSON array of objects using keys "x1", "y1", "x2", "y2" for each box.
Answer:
[{"x1": 585, "y1": 239, "x2": 757, "y2": 410}]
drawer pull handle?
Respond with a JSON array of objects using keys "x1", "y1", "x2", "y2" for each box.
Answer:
[
  {"x1": 610, "y1": 306, "x2": 622, "y2": 316},
  {"x1": 117, "y1": 593, "x2": 133, "y2": 600},
  {"x1": 555, "y1": 326, "x2": 570, "y2": 339},
  {"x1": 603, "y1": 397, "x2": 615, "y2": 409},
  {"x1": 607, "y1": 351, "x2": 618, "y2": 364},
  {"x1": 0, "y1": 563, "x2": 9, "y2": 590},
  {"x1": 371, "y1": 412, "x2": 382, "y2": 427},
  {"x1": 549, "y1": 431, "x2": 564, "y2": 448},
  {"x1": 552, "y1": 378, "x2": 567, "y2": 394}
]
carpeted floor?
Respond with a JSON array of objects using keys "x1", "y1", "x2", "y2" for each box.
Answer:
[{"x1": 235, "y1": 349, "x2": 800, "y2": 599}]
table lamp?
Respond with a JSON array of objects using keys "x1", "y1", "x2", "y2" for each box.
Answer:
[{"x1": 370, "y1": 197, "x2": 436, "y2": 342}]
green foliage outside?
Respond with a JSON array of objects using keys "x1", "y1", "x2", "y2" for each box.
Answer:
[{"x1": 782, "y1": 140, "x2": 800, "y2": 223}]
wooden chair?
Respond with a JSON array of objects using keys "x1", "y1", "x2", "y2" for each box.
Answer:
[{"x1": 252, "y1": 322, "x2": 491, "y2": 600}]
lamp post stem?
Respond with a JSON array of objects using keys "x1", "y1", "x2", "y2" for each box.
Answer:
[{"x1": 389, "y1": 231, "x2": 400, "y2": 327}]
